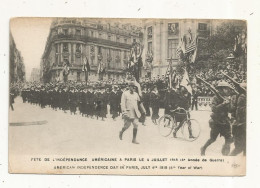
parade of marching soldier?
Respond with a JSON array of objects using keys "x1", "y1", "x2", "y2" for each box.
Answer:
[{"x1": 9, "y1": 18, "x2": 246, "y2": 157}]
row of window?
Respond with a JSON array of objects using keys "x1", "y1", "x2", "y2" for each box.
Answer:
[
  {"x1": 149, "y1": 38, "x2": 204, "y2": 59},
  {"x1": 147, "y1": 22, "x2": 208, "y2": 39},
  {"x1": 147, "y1": 39, "x2": 179, "y2": 59},
  {"x1": 56, "y1": 27, "x2": 136, "y2": 44}
]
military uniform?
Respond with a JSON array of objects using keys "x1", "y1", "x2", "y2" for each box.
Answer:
[
  {"x1": 109, "y1": 89, "x2": 120, "y2": 119},
  {"x1": 230, "y1": 93, "x2": 246, "y2": 156},
  {"x1": 119, "y1": 81, "x2": 141, "y2": 144},
  {"x1": 201, "y1": 95, "x2": 232, "y2": 156},
  {"x1": 150, "y1": 89, "x2": 160, "y2": 124}
]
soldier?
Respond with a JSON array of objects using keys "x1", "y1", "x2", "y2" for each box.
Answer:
[
  {"x1": 87, "y1": 85, "x2": 95, "y2": 118},
  {"x1": 94, "y1": 87, "x2": 102, "y2": 119},
  {"x1": 164, "y1": 87, "x2": 178, "y2": 115},
  {"x1": 142, "y1": 85, "x2": 151, "y2": 117},
  {"x1": 69, "y1": 87, "x2": 77, "y2": 115},
  {"x1": 200, "y1": 81, "x2": 233, "y2": 156},
  {"x1": 100, "y1": 86, "x2": 107, "y2": 120},
  {"x1": 109, "y1": 85, "x2": 120, "y2": 120},
  {"x1": 230, "y1": 83, "x2": 246, "y2": 156},
  {"x1": 21, "y1": 88, "x2": 26, "y2": 103},
  {"x1": 191, "y1": 88, "x2": 199, "y2": 111},
  {"x1": 9, "y1": 88, "x2": 15, "y2": 111},
  {"x1": 150, "y1": 85, "x2": 160, "y2": 125},
  {"x1": 172, "y1": 87, "x2": 194, "y2": 138},
  {"x1": 119, "y1": 81, "x2": 142, "y2": 144}
]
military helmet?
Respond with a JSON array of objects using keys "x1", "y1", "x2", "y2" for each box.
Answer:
[{"x1": 216, "y1": 81, "x2": 233, "y2": 89}]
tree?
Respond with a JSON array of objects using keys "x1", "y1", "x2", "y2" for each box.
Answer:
[{"x1": 196, "y1": 21, "x2": 246, "y2": 69}]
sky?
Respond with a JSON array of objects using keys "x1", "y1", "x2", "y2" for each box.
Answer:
[{"x1": 10, "y1": 18, "x2": 52, "y2": 80}]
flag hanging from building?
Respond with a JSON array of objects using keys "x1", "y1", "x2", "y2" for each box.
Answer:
[
  {"x1": 180, "y1": 68, "x2": 192, "y2": 94},
  {"x1": 185, "y1": 39, "x2": 196, "y2": 54},
  {"x1": 97, "y1": 61, "x2": 105, "y2": 74},
  {"x1": 82, "y1": 57, "x2": 90, "y2": 72}
]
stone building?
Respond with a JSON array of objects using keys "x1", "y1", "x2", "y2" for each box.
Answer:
[
  {"x1": 10, "y1": 33, "x2": 26, "y2": 83},
  {"x1": 141, "y1": 19, "x2": 212, "y2": 78},
  {"x1": 30, "y1": 68, "x2": 40, "y2": 82},
  {"x1": 41, "y1": 18, "x2": 142, "y2": 83}
]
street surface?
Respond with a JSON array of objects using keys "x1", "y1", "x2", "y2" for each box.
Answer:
[{"x1": 9, "y1": 97, "x2": 233, "y2": 156}]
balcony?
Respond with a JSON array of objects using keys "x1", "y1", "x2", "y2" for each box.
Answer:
[{"x1": 51, "y1": 33, "x2": 132, "y2": 49}]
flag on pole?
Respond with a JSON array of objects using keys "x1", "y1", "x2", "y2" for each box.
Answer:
[
  {"x1": 97, "y1": 61, "x2": 104, "y2": 74},
  {"x1": 190, "y1": 37, "x2": 198, "y2": 63},
  {"x1": 82, "y1": 57, "x2": 90, "y2": 72},
  {"x1": 180, "y1": 68, "x2": 192, "y2": 94},
  {"x1": 185, "y1": 39, "x2": 196, "y2": 54}
]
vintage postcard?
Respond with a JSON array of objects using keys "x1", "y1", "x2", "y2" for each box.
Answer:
[{"x1": 9, "y1": 17, "x2": 246, "y2": 175}]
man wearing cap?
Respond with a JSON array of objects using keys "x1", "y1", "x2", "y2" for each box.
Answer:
[
  {"x1": 200, "y1": 81, "x2": 233, "y2": 156},
  {"x1": 119, "y1": 80, "x2": 142, "y2": 144}
]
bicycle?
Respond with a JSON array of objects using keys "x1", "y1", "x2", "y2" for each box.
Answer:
[{"x1": 158, "y1": 107, "x2": 201, "y2": 141}]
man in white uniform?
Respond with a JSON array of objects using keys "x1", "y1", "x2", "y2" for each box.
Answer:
[{"x1": 119, "y1": 81, "x2": 141, "y2": 144}]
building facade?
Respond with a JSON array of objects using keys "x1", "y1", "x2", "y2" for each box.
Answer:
[
  {"x1": 30, "y1": 68, "x2": 40, "y2": 82},
  {"x1": 10, "y1": 33, "x2": 26, "y2": 83},
  {"x1": 141, "y1": 19, "x2": 212, "y2": 78},
  {"x1": 41, "y1": 18, "x2": 142, "y2": 83}
]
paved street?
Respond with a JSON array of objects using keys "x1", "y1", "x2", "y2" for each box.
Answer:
[{"x1": 9, "y1": 97, "x2": 232, "y2": 157}]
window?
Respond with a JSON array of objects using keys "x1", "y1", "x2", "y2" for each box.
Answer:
[
  {"x1": 198, "y1": 23, "x2": 207, "y2": 31},
  {"x1": 124, "y1": 38, "x2": 127, "y2": 43},
  {"x1": 148, "y1": 42, "x2": 152, "y2": 53},
  {"x1": 99, "y1": 32, "x2": 102, "y2": 38},
  {"x1": 76, "y1": 29, "x2": 81, "y2": 35},
  {"x1": 168, "y1": 39, "x2": 178, "y2": 59},
  {"x1": 91, "y1": 31, "x2": 94, "y2": 37},
  {"x1": 76, "y1": 44, "x2": 81, "y2": 53},
  {"x1": 116, "y1": 36, "x2": 120, "y2": 42},
  {"x1": 108, "y1": 35, "x2": 111, "y2": 40},
  {"x1": 63, "y1": 29, "x2": 68, "y2": 35},
  {"x1": 147, "y1": 26, "x2": 153, "y2": 39},
  {"x1": 98, "y1": 46, "x2": 102, "y2": 54},
  {"x1": 55, "y1": 44, "x2": 58, "y2": 53},
  {"x1": 63, "y1": 43, "x2": 68, "y2": 52}
]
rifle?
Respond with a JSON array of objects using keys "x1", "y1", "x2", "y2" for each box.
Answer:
[
  {"x1": 196, "y1": 76, "x2": 226, "y2": 102},
  {"x1": 221, "y1": 71, "x2": 246, "y2": 95}
]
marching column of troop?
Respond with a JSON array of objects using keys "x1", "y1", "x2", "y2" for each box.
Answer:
[
  {"x1": 20, "y1": 81, "x2": 188, "y2": 123},
  {"x1": 21, "y1": 84, "x2": 124, "y2": 120}
]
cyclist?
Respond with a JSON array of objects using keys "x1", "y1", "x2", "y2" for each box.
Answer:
[{"x1": 172, "y1": 87, "x2": 195, "y2": 139}]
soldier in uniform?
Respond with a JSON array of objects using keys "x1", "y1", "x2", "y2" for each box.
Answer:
[
  {"x1": 69, "y1": 87, "x2": 77, "y2": 115},
  {"x1": 142, "y1": 85, "x2": 151, "y2": 117},
  {"x1": 150, "y1": 85, "x2": 160, "y2": 125},
  {"x1": 89, "y1": 86, "x2": 96, "y2": 118},
  {"x1": 119, "y1": 81, "x2": 142, "y2": 144},
  {"x1": 164, "y1": 87, "x2": 178, "y2": 115},
  {"x1": 109, "y1": 85, "x2": 120, "y2": 120},
  {"x1": 191, "y1": 88, "x2": 199, "y2": 111},
  {"x1": 100, "y1": 86, "x2": 107, "y2": 120},
  {"x1": 200, "y1": 81, "x2": 233, "y2": 156},
  {"x1": 172, "y1": 87, "x2": 194, "y2": 138},
  {"x1": 230, "y1": 83, "x2": 246, "y2": 156}
]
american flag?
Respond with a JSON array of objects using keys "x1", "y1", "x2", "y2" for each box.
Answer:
[{"x1": 185, "y1": 40, "x2": 196, "y2": 54}]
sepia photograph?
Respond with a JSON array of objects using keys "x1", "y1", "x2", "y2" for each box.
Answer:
[{"x1": 8, "y1": 17, "x2": 247, "y2": 175}]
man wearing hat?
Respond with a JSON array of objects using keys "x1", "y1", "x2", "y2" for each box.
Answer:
[
  {"x1": 201, "y1": 81, "x2": 233, "y2": 156},
  {"x1": 119, "y1": 80, "x2": 142, "y2": 144}
]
